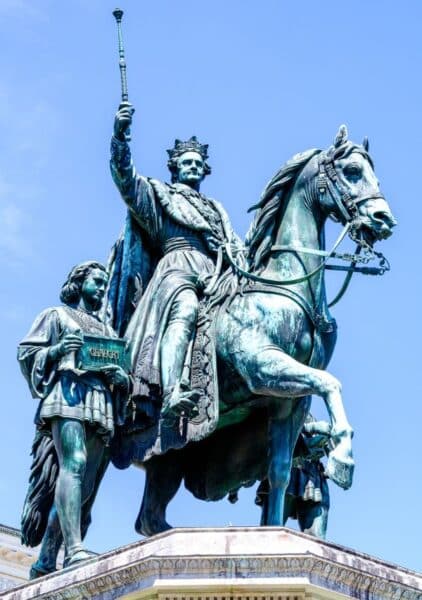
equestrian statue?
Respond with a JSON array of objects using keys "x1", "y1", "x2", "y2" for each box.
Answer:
[
  {"x1": 16, "y1": 12, "x2": 397, "y2": 583},
  {"x1": 106, "y1": 10, "x2": 396, "y2": 537},
  {"x1": 108, "y1": 107, "x2": 396, "y2": 535}
]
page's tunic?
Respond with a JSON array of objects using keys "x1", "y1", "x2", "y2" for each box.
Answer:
[{"x1": 18, "y1": 306, "x2": 125, "y2": 441}]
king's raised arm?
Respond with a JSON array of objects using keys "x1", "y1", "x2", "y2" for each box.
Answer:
[
  {"x1": 110, "y1": 102, "x2": 161, "y2": 237},
  {"x1": 108, "y1": 99, "x2": 248, "y2": 430},
  {"x1": 110, "y1": 101, "x2": 135, "y2": 198}
]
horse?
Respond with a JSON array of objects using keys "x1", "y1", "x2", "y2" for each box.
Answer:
[{"x1": 115, "y1": 125, "x2": 396, "y2": 536}]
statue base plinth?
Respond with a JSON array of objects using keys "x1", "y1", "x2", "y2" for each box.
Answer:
[{"x1": 3, "y1": 527, "x2": 421, "y2": 600}]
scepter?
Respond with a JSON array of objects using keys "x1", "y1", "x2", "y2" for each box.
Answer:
[{"x1": 112, "y1": 8, "x2": 129, "y2": 103}]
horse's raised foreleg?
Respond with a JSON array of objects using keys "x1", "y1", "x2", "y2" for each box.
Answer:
[
  {"x1": 135, "y1": 453, "x2": 183, "y2": 537},
  {"x1": 236, "y1": 345, "x2": 354, "y2": 490}
]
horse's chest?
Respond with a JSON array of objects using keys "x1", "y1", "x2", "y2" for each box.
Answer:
[
  {"x1": 259, "y1": 295, "x2": 314, "y2": 363},
  {"x1": 218, "y1": 293, "x2": 315, "y2": 366}
]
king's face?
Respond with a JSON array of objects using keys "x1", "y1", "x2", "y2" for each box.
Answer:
[{"x1": 176, "y1": 151, "x2": 205, "y2": 187}]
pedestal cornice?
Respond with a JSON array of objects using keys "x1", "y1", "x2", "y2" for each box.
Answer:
[{"x1": 2, "y1": 527, "x2": 420, "y2": 600}]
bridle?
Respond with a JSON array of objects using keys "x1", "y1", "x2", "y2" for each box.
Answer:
[
  {"x1": 223, "y1": 148, "x2": 390, "y2": 307},
  {"x1": 316, "y1": 149, "x2": 386, "y2": 224}
]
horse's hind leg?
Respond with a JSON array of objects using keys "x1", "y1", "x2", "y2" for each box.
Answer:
[{"x1": 135, "y1": 453, "x2": 183, "y2": 537}]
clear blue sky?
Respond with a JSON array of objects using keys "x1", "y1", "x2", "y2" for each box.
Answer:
[{"x1": 0, "y1": 0, "x2": 420, "y2": 572}]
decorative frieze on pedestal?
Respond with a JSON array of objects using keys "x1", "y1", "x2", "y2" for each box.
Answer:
[{"x1": 1, "y1": 528, "x2": 420, "y2": 600}]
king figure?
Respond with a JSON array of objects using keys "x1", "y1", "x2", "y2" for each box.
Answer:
[{"x1": 109, "y1": 102, "x2": 244, "y2": 423}]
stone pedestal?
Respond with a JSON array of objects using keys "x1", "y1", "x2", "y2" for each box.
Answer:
[
  {"x1": 0, "y1": 523, "x2": 65, "y2": 595},
  {"x1": 0, "y1": 524, "x2": 38, "y2": 593},
  {"x1": 1, "y1": 527, "x2": 421, "y2": 600}
]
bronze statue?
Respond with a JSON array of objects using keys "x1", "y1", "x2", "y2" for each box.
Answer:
[
  {"x1": 109, "y1": 125, "x2": 396, "y2": 536},
  {"x1": 109, "y1": 9, "x2": 243, "y2": 422},
  {"x1": 109, "y1": 112, "x2": 244, "y2": 422},
  {"x1": 19, "y1": 262, "x2": 129, "y2": 577},
  {"x1": 17, "y1": 13, "x2": 397, "y2": 566},
  {"x1": 107, "y1": 10, "x2": 396, "y2": 538}
]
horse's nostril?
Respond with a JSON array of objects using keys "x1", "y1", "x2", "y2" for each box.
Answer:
[{"x1": 373, "y1": 210, "x2": 396, "y2": 227}]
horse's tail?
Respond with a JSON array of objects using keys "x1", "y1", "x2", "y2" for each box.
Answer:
[{"x1": 21, "y1": 432, "x2": 58, "y2": 547}]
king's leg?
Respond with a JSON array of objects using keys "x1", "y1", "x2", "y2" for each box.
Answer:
[{"x1": 161, "y1": 288, "x2": 200, "y2": 417}]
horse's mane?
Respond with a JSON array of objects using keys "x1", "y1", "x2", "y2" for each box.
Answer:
[
  {"x1": 245, "y1": 148, "x2": 321, "y2": 270},
  {"x1": 245, "y1": 132, "x2": 374, "y2": 272},
  {"x1": 208, "y1": 132, "x2": 371, "y2": 310}
]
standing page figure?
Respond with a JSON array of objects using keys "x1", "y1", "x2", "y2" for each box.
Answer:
[{"x1": 19, "y1": 262, "x2": 130, "y2": 577}]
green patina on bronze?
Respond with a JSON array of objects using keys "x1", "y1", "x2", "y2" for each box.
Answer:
[
  {"x1": 18, "y1": 9, "x2": 397, "y2": 579},
  {"x1": 108, "y1": 103, "x2": 396, "y2": 535},
  {"x1": 77, "y1": 335, "x2": 129, "y2": 371},
  {"x1": 19, "y1": 262, "x2": 130, "y2": 578}
]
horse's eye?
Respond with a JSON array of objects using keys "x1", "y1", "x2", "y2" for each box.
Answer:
[{"x1": 344, "y1": 164, "x2": 362, "y2": 182}]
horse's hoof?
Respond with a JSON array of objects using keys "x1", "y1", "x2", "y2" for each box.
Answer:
[
  {"x1": 135, "y1": 514, "x2": 172, "y2": 537},
  {"x1": 326, "y1": 454, "x2": 354, "y2": 489},
  {"x1": 29, "y1": 562, "x2": 56, "y2": 580}
]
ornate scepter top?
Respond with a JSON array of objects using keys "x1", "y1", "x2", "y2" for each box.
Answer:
[
  {"x1": 112, "y1": 8, "x2": 123, "y2": 21},
  {"x1": 112, "y1": 8, "x2": 128, "y2": 103}
]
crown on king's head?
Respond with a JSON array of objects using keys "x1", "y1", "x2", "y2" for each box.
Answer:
[{"x1": 167, "y1": 136, "x2": 209, "y2": 161}]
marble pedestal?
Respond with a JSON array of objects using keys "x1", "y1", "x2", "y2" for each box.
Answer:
[
  {"x1": 0, "y1": 524, "x2": 37, "y2": 593},
  {"x1": 0, "y1": 523, "x2": 65, "y2": 594},
  {"x1": 1, "y1": 527, "x2": 421, "y2": 600}
]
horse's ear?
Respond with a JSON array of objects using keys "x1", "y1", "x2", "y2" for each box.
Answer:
[
  {"x1": 362, "y1": 136, "x2": 369, "y2": 152},
  {"x1": 334, "y1": 124, "x2": 348, "y2": 148}
]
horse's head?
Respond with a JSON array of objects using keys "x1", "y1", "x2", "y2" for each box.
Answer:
[
  {"x1": 246, "y1": 126, "x2": 396, "y2": 272},
  {"x1": 317, "y1": 125, "x2": 397, "y2": 247}
]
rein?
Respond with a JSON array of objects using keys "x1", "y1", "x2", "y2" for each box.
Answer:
[
  {"x1": 225, "y1": 234, "x2": 388, "y2": 308},
  {"x1": 223, "y1": 149, "x2": 390, "y2": 306},
  {"x1": 224, "y1": 222, "x2": 351, "y2": 287}
]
